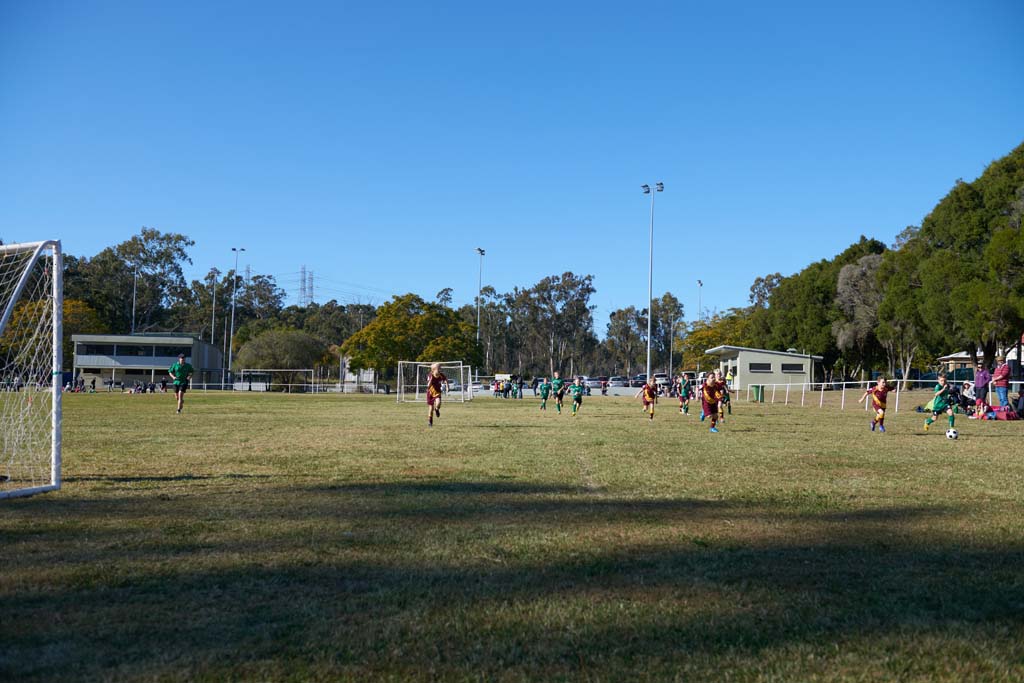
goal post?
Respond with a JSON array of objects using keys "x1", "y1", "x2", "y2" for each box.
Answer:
[
  {"x1": 397, "y1": 361, "x2": 473, "y2": 403},
  {"x1": 0, "y1": 240, "x2": 62, "y2": 499}
]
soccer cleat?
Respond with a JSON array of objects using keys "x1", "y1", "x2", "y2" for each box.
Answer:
[
  {"x1": 870, "y1": 421, "x2": 876, "y2": 431},
  {"x1": 879, "y1": 425, "x2": 886, "y2": 433},
  {"x1": 700, "y1": 413, "x2": 705, "y2": 422},
  {"x1": 176, "y1": 408, "x2": 181, "y2": 414},
  {"x1": 710, "y1": 427, "x2": 719, "y2": 433}
]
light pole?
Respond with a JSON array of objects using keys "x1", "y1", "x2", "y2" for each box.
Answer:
[
  {"x1": 641, "y1": 182, "x2": 663, "y2": 378},
  {"x1": 668, "y1": 319, "x2": 685, "y2": 379},
  {"x1": 697, "y1": 279, "x2": 703, "y2": 323},
  {"x1": 475, "y1": 247, "x2": 485, "y2": 342},
  {"x1": 475, "y1": 247, "x2": 485, "y2": 382},
  {"x1": 210, "y1": 269, "x2": 218, "y2": 346},
  {"x1": 228, "y1": 247, "x2": 245, "y2": 384},
  {"x1": 131, "y1": 266, "x2": 138, "y2": 335}
]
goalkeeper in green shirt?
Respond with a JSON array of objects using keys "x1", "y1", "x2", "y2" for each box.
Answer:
[
  {"x1": 168, "y1": 353, "x2": 194, "y2": 414},
  {"x1": 538, "y1": 377, "x2": 552, "y2": 411},
  {"x1": 550, "y1": 372, "x2": 566, "y2": 414}
]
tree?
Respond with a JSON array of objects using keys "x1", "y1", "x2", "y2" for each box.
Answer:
[
  {"x1": 234, "y1": 330, "x2": 328, "y2": 391},
  {"x1": 832, "y1": 254, "x2": 884, "y2": 379},
  {"x1": 605, "y1": 306, "x2": 644, "y2": 378},
  {"x1": 340, "y1": 294, "x2": 482, "y2": 377},
  {"x1": 1, "y1": 299, "x2": 108, "y2": 370}
]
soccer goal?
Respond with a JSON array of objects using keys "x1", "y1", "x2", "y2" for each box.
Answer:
[
  {"x1": 397, "y1": 361, "x2": 473, "y2": 403},
  {"x1": 0, "y1": 240, "x2": 62, "y2": 499}
]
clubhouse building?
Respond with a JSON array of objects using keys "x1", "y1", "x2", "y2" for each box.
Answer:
[{"x1": 71, "y1": 334, "x2": 224, "y2": 388}]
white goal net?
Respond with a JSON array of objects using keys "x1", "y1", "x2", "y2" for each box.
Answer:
[
  {"x1": 0, "y1": 240, "x2": 62, "y2": 499},
  {"x1": 397, "y1": 361, "x2": 473, "y2": 403}
]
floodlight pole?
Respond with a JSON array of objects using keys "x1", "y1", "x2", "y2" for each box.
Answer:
[
  {"x1": 475, "y1": 247, "x2": 485, "y2": 382},
  {"x1": 642, "y1": 182, "x2": 663, "y2": 379},
  {"x1": 131, "y1": 266, "x2": 138, "y2": 335},
  {"x1": 697, "y1": 279, "x2": 703, "y2": 323},
  {"x1": 228, "y1": 247, "x2": 245, "y2": 384},
  {"x1": 210, "y1": 270, "x2": 217, "y2": 346}
]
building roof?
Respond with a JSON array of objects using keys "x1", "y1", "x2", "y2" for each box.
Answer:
[
  {"x1": 704, "y1": 345, "x2": 823, "y2": 361},
  {"x1": 72, "y1": 333, "x2": 203, "y2": 345},
  {"x1": 937, "y1": 347, "x2": 1021, "y2": 362}
]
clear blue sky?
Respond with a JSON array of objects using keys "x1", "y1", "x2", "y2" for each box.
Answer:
[{"x1": 2, "y1": 0, "x2": 1022, "y2": 333}]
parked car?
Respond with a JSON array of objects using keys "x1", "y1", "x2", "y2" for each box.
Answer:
[
  {"x1": 585, "y1": 376, "x2": 606, "y2": 390},
  {"x1": 653, "y1": 372, "x2": 670, "y2": 387},
  {"x1": 608, "y1": 376, "x2": 628, "y2": 387},
  {"x1": 631, "y1": 374, "x2": 647, "y2": 387}
]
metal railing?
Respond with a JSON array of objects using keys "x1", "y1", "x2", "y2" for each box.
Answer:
[{"x1": 740, "y1": 379, "x2": 1023, "y2": 414}]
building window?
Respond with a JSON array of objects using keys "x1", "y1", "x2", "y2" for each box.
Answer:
[
  {"x1": 116, "y1": 344, "x2": 154, "y2": 357},
  {"x1": 749, "y1": 362, "x2": 772, "y2": 373},
  {"x1": 77, "y1": 343, "x2": 115, "y2": 355},
  {"x1": 781, "y1": 363, "x2": 804, "y2": 373}
]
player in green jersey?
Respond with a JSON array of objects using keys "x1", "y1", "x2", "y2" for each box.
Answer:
[
  {"x1": 550, "y1": 372, "x2": 566, "y2": 414},
  {"x1": 678, "y1": 374, "x2": 692, "y2": 415},
  {"x1": 924, "y1": 374, "x2": 955, "y2": 432},
  {"x1": 168, "y1": 353, "x2": 194, "y2": 414},
  {"x1": 569, "y1": 377, "x2": 585, "y2": 416},
  {"x1": 538, "y1": 377, "x2": 552, "y2": 411}
]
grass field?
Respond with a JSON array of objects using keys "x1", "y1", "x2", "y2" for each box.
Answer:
[{"x1": 3, "y1": 391, "x2": 1024, "y2": 682}]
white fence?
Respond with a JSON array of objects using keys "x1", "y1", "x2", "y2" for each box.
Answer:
[{"x1": 740, "y1": 379, "x2": 1023, "y2": 414}]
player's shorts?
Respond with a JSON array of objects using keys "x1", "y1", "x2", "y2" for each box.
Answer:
[
  {"x1": 573, "y1": 396, "x2": 583, "y2": 405},
  {"x1": 642, "y1": 399, "x2": 654, "y2": 408},
  {"x1": 555, "y1": 389, "x2": 565, "y2": 400},
  {"x1": 932, "y1": 401, "x2": 950, "y2": 415},
  {"x1": 702, "y1": 400, "x2": 718, "y2": 416},
  {"x1": 174, "y1": 382, "x2": 188, "y2": 394},
  {"x1": 427, "y1": 389, "x2": 441, "y2": 406},
  {"x1": 540, "y1": 393, "x2": 550, "y2": 401}
]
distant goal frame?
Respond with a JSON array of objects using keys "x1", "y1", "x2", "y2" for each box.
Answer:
[{"x1": 396, "y1": 361, "x2": 473, "y2": 403}]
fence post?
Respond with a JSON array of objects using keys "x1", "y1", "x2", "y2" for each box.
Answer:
[
  {"x1": 819, "y1": 381, "x2": 825, "y2": 408},
  {"x1": 841, "y1": 383, "x2": 846, "y2": 410},
  {"x1": 801, "y1": 382, "x2": 806, "y2": 406},
  {"x1": 771, "y1": 384, "x2": 777, "y2": 404},
  {"x1": 895, "y1": 381, "x2": 901, "y2": 413},
  {"x1": 785, "y1": 383, "x2": 790, "y2": 405}
]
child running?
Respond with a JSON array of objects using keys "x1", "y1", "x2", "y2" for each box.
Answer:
[
  {"x1": 678, "y1": 374, "x2": 691, "y2": 415},
  {"x1": 551, "y1": 371, "x2": 567, "y2": 414},
  {"x1": 859, "y1": 376, "x2": 893, "y2": 433},
  {"x1": 924, "y1": 374, "x2": 955, "y2": 432},
  {"x1": 569, "y1": 377, "x2": 585, "y2": 416},
  {"x1": 538, "y1": 377, "x2": 551, "y2": 411},
  {"x1": 168, "y1": 353, "x2": 193, "y2": 414},
  {"x1": 425, "y1": 362, "x2": 449, "y2": 427},
  {"x1": 716, "y1": 370, "x2": 732, "y2": 421},
  {"x1": 635, "y1": 377, "x2": 659, "y2": 420},
  {"x1": 702, "y1": 372, "x2": 722, "y2": 433}
]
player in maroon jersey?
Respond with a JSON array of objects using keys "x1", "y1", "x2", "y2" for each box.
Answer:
[
  {"x1": 702, "y1": 373, "x2": 722, "y2": 433},
  {"x1": 634, "y1": 378, "x2": 659, "y2": 420},
  {"x1": 425, "y1": 362, "x2": 449, "y2": 427},
  {"x1": 859, "y1": 376, "x2": 894, "y2": 433}
]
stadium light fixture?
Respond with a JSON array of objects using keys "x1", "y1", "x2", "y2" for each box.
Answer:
[
  {"x1": 228, "y1": 247, "x2": 246, "y2": 383},
  {"x1": 642, "y1": 182, "x2": 663, "y2": 379}
]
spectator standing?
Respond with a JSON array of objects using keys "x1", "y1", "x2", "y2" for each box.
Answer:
[
  {"x1": 974, "y1": 362, "x2": 991, "y2": 406},
  {"x1": 992, "y1": 355, "x2": 1011, "y2": 408}
]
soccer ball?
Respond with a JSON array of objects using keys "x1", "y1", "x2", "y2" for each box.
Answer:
[{"x1": 946, "y1": 428, "x2": 959, "y2": 440}]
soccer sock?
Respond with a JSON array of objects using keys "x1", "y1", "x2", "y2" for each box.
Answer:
[
  {"x1": 925, "y1": 417, "x2": 934, "y2": 426},
  {"x1": 949, "y1": 414, "x2": 955, "y2": 427},
  {"x1": 556, "y1": 403, "x2": 561, "y2": 413}
]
